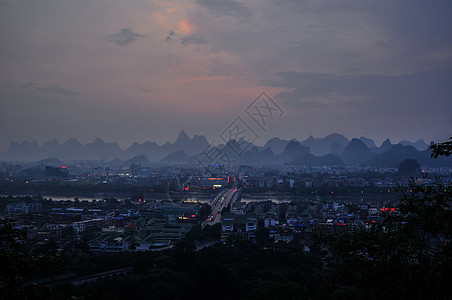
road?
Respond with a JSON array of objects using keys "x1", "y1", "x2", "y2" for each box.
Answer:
[{"x1": 202, "y1": 187, "x2": 238, "y2": 226}]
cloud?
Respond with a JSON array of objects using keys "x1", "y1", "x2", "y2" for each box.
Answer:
[
  {"x1": 165, "y1": 30, "x2": 175, "y2": 42},
  {"x1": 272, "y1": 0, "x2": 452, "y2": 58},
  {"x1": 178, "y1": 19, "x2": 195, "y2": 35},
  {"x1": 196, "y1": 0, "x2": 254, "y2": 20},
  {"x1": 20, "y1": 82, "x2": 36, "y2": 89},
  {"x1": 267, "y1": 68, "x2": 452, "y2": 113},
  {"x1": 1, "y1": 0, "x2": 451, "y2": 148},
  {"x1": 35, "y1": 85, "x2": 79, "y2": 96},
  {"x1": 370, "y1": 1, "x2": 452, "y2": 56},
  {"x1": 139, "y1": 88, "x2": 155, "y2": 93},
  {"x1": 106, "y1": 28, "x2": 146, "y2": 46},
  {"x1": 18, "y1": 82, "x2": 79, "y2": 96},
  {"x1": 180, "y1": 34, "x2": 207, "y2": 46}
]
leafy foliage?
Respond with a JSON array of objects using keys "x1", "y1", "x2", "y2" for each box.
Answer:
[
  {"x1": 318, "y1": 179, "x2": 451, "y2": 299},
  {"x1": 0, "y1": 219, "x2": 65, "y2": 299},
  {"x1": 430, "y1": 137, "x2": 452, "y2": 158}
]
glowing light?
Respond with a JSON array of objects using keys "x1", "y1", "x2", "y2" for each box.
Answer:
[
  {"x1": 381, "y1": 207, "x2": 397, "y2": 212},
  {"x1": 62, "y1": 166, "x2": 66, "y2": 169}
]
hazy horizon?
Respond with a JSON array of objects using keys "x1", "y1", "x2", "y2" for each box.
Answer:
[
  {"x1": 0, "y1": 130, "x2": 436, "y2": 152},
  {"x1": 1, "y1": 1, "x2": 451, "y2": 152}
]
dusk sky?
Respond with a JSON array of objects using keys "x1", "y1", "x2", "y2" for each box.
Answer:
[{"x1": 1, "y1": 0, "x2": 451, "y2": 151}]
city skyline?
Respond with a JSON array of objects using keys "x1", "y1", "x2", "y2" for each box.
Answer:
[{"x1": 1, "y1": 0, "x2": 452, "y2": 151}]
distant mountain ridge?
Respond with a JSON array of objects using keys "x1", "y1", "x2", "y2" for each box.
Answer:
[
  {"x1": 2, "y1": 131, "x2": 209, "y2": 162},
  {"x1": 341, "y1": 138, "x2": 375, "y2": 164},
  {"x1": 1, "y1": 132, "x2": 447, "y2": 168},
  {"x1": 300, "y1": 133, "x2": 350, "y2": 156}
]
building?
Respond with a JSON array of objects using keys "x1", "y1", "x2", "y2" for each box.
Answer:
[
  {"x1": 45, "y1": 166, "x2": 68, "y2": 179},
  {"x1": 195, "y1": 177, "x2": 229, "y2": 189},
  {"x1": 72, "y1": 218, "x2": 104, "y2": 234},
  {"x1": 221, "y1": 213, "x2": 258, "y2": 240},
  {"x1": 5, "y1": 202, "x2": 42, "y2": 214}
]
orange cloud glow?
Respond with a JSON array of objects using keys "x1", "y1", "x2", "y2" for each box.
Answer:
[{"x1": 178, "y1": 19, "x2": 195, "y2": 35}]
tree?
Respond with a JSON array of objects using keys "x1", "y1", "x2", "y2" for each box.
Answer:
[
  {"x1": 318, "y1": 179, "x2": 451, "y2": 299},
  {"x1": 397, "y1": 158, "x2": 421, "y2": 176},
  {"x1": 430, "y1": 137, "x2": 452, "y2": 158},
  {"x1": 0, "y1": 220, "x2": 32, "y2": 297},
  {"x1": 0, "y1": 219, "x2": 64, "y2": 298},
  {"x1": 199, "y1": 203, "x2": 211, "y2": 221}
]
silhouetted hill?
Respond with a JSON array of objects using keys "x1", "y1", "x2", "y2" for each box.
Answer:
[
  {"x1": 3, "y1": 131, "x2": 209, "y2": 161},
  {"x1": 2, "y1": 132, "x2": 450, "y2": 167},
  {"x1": 399, "y1": 139, "x2": 429, "y2": 151},
  {"x1": 59, "y1": 138, "x2": 83, "y2": 159},
  {"x1": 14, "y1": 166, "x2": 47, "y2": 179},
  {"x1": 277, "y1": 140, "x2": 311, "y2": 162},
  {"x1": 300, "y1": 133, "x2": 349, "y2": 156},
  {"x1": 330, "y1": 142, "x2": 344, "y2": 156},
  {"x1": 398, "y1": 159, "x2": 422, "y2": 177},
  {"x1": 262, "y1": 137, "x2": 293, "y2": 155},
  {"x1": 6, "y1": 140, "x2": 40, "y2": 161},
  {"x1": 161, "y1": 150, "x2": 191, "y2": 163},
  {"x1": 168, "y1": 130, "x2": 209, "y2": 155},
  {"x1": 35, "y1": 158, "x2": 65, "y2": 167},
  {"x1": 125, "y1": 155, "x2": 150, "y2": 166},
  {"x1": 241, "y1": 147, "x2": 275, "y2": 164},
  {"x1": 359, "y1": 136, "x2": 377, "y2": 150},
  {"x1": 83, "y1": 138, "x2": 123, "y2": 161},
  {"x1": 423, "y1": 152, "x2": 452, "y2": 167},
  {"x1": 158, "y1": 130, "x2": 209, "y2": 156},
  {"x1": 124, "y1": 141, "x2": 162, "y2": 161},
  {"x1": 365, "y1": 144, "x2": 421, "y2": 167},
  {"x1": 376, "y1": 138, "x2": 393, "y2": 154},
  {"x1": 41, "y1": 139, "x2": 61, "y2": 157},
  {"x1": 365, "y1": 144, "x2": 452, "y2": 167},
  {"x1": 107, "y1": 158, "x2": 124, "y2": 168},
  {"x1": 222, "y1": 139, "x2": 244, "y2": 160},
  {"x1": 341, "y1": 138, "x2": 375, "y2": 164}
]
